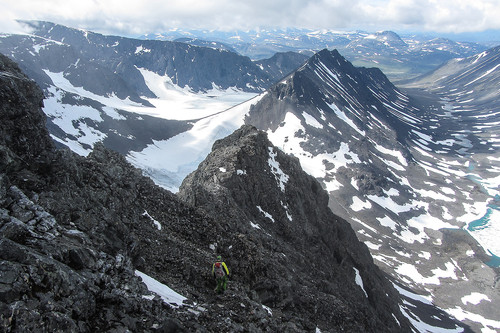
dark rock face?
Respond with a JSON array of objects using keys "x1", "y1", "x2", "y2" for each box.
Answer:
[
  {"x1": 179, "y1": 125, "x2": 411, "y2": 332},
  {"x1": 0, "y1": 52, "x2": 178, "y2": 331},
  {"x1": 0, "y1": 53, "x2": 197, "y2": 331},
  {"x1": 0, "y1": 55, "x2": 53, "y2": 164},
  {"x1": 255, "y1": 51, "x2": 309, "y2": 82}
]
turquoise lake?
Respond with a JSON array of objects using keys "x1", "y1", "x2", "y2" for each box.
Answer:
[
  {"x1": 465, "y1": 163, "x2": 499, "y2": 267},
  {"x1": 466, "y1": 206, "x2": 500, "y2": 268}
]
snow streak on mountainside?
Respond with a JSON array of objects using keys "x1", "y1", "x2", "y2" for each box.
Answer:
[
  {"x1": 248, "y1": 49, "x2": 430, "y2": 204},
  {"x1": 399, "y1": 46, "x2": 500, "y2": 286},
  {"x1": 402, "y1": 45, "x2": 500, "y2": 115}
]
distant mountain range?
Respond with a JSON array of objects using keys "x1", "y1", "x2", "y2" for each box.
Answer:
[
  {"x1": 141, "y1": 28, "x2": 490, "y2": 81},
  {"x1": 1, "y1": 20, "x2": 499, "y2": 332}
]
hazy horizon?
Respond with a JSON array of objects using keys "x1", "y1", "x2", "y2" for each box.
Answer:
[{"x1": 2, "y1": 0, "x2": 500, "y2": 44}]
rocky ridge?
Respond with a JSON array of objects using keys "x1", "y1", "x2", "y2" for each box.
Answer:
[{"x1": 178, "y1": 124, "x2": 413, "y2": 331}]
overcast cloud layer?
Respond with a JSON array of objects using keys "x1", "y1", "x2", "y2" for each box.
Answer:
[{"x1": 2, "y1": 0, "x2": 500, "y2": 36}]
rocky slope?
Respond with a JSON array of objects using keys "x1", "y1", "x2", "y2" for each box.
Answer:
[
  {"x1": 1, "y1": 52, "x2": 207, "y2": 332},
  {"x1": 401, "y1": 45, "x2": 500, "y2": 114},
  {"x1": 0, "y1": 52, "x2": 419, "y2": 332},
  {"x1": 246, "y1": 48, "x2": 418, "y2": 212},
  {"x1": 178, "y1": 125, "x2": 412, "y2": 332}
]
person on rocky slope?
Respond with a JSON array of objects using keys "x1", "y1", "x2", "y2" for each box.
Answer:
[{"x1": 212, "y1": 255, "x2": 230, "y2": 293}]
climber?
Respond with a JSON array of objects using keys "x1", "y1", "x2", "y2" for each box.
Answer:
[{"x1": 212, "y1": 255, "x2": 229, "y2": 293}]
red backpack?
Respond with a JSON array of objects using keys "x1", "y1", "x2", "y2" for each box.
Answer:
[{"x1": 214, "y1": 262, "x2": 225, "y2": 277}]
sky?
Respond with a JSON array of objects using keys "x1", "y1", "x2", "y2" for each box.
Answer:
[{"x1": 2, "y1": 0, "x2": 500, "y2": 38}]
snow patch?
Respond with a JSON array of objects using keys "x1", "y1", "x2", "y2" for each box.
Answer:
[
  {"x1": 135, "y1": 45, "x2": 152, "y2": 54},
  {"x1": 266, "y1": 112, "x2": 360, "y2": 185},
  {"x1": 43, "y1": 86, "x2": 105, "y2": 156},
  {"x1": 127, "y1": 94, "x2": 265, "y2": 191},
  {"x1": 367, "y1": 193, "x2": 413, "y2": 215},
  {"x1": 393, "y1": 283, "x2": 468, "y2": 332},
  {"x1": 136, "y1": 68, "x2": 257, "y2": 120},
  {"x1": 329, "y1": 103, "x2": 365, "y2": 136},
  {"x1": 353, "y1": 267, "x2": 368, "y2": 298},
  {"x1": 43, "y1": 70, "x2": 143, "y2": 110},
  {"x1": 364, "y1": 241, "x2": 381, "y2": 250},
  {"x1": 135, "y1": 270, "x2": 186, "y2": 307},
  {"x1": 302, "y1": 112, "x2": 323, "y2": 129},
  {"x1": 373, "y1": 142, "x2": 408, "y2": 167},
  {"x1": 142, "y1": 210, "x2": 161, "y2": 230},
  {"x1": 262, "y1": 304, "x2": 273, "y2": 315},
  {"x1": 257, "y1": 206, "x2": 275, "y2": 223},
  {"x1": 250, "y1": 221, "x2": 261, "y2": 229},
  {"x1": 461, "y1": 292, "x2": 491, "y2": 305},
  {"x1": 268, "y1": 147, "x2": 289, "y2": 192},
  {"x1": 377, "y1": 216, "x2": 398, "y2": 229},
  {"x1": 445, "y1": 306, "x2": 500, "y2": 332},
  {"x1": 351, "y1": 196, "x2": 372, "y2": 211},
  {"x1": 414, "y1": 188, "x2": 455, "y2": 202},
  {"x1": 418, "y1": 252, "x2": 431, "y2": 260},
  {"x1": 396, "y1": 261, "x2": 458, "y2": 285}
]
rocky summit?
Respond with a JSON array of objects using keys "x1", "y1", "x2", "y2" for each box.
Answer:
[{"x1": 0, "y1": 52, "x2": 414, "y2": 332}]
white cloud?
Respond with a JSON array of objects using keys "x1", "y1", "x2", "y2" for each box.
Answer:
[{"x1": 2, "y1": 0, "x2": 500, "y2": 35}]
